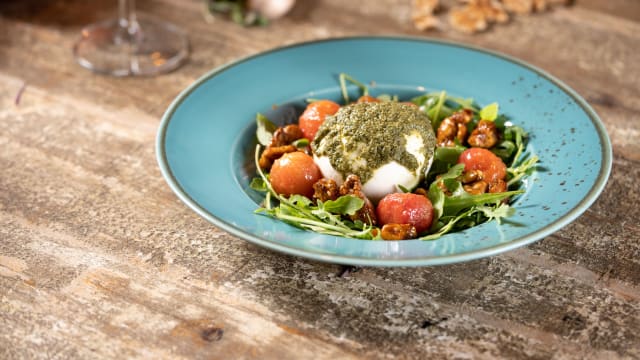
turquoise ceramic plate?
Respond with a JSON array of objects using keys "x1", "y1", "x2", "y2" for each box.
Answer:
[{"x1": 156, "y1": 37, "x2": 611, "y2": 266}]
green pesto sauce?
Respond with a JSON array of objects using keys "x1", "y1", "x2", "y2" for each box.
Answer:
[{"x1": 311, "y1": 102, "x2": 436, "y2": 183}]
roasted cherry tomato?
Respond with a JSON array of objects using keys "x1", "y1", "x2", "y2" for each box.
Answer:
[
  {"x1": 356, "y1": 95, "x2": 381, "y2": 103},
  {"x1": 457, "y1": 148, "x2": 507, "y2": 183},
  {"x1": 376, "y1": 193, "x2": 434, "y2": 234},
  {"x1": 298, "y1": 100, "x2": 340, "y2": 141},
  {"x1": 270, "y1": 151, "x2": 322, "y2": 198}
]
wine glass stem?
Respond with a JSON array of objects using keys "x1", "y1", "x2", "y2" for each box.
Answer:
[{"x1": 119, "y1": 0, "x2": 139, "y2": 38}]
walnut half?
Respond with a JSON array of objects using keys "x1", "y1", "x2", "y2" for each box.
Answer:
[
  {"x1": 412, "y1": 0, "x2": 441, "y2": 31},
  {"x1": 449, "y1": 0, "x2": 509, "y2": 34}
]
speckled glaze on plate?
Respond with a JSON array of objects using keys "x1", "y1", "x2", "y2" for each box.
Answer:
[{"x1": 156, "y1": 37, "x2": 611, "y2": 266}]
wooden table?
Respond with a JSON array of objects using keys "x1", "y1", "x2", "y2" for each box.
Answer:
[{"x1": 1, "y1": 0, "x2": 639, "y2": 358}]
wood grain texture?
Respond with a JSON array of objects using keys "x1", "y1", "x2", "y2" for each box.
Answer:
[{"x1": 1, "y1": 0, "x2": 639, "y2": 359}]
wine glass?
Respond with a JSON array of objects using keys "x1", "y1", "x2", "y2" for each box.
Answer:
[{"x1": 73, "y1": 0, "x2": 189, "y2": 76}]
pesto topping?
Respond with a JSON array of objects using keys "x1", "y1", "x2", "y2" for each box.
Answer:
[{"x1": 312, "y1": 102, "x2": 436, "y2": 183}]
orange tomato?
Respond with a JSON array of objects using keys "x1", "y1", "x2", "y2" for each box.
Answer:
[
  {"x1": 270, "y1": 152, "x2": 322, "y2": 198},
  {"x1": 298, "y1": 100, "x2": 340, "y2": 141},
  {"x1": 356, "y1": 95, "x2": 381, "y2": 103},
  {"x1": 376, "y1": 193, "x2": 434, "y2": 234},
  {"x1": 457, "y1": 148, "x2": 507, "y2": 183}
]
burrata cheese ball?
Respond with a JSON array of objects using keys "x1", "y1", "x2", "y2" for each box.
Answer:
[{"x1": 311, "y1": 102, "x2": 436, "y2": 203}]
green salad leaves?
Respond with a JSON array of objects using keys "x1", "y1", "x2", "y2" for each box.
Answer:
[{"x1": 250, "y1": 74, "x2": 539, "y2": 240}]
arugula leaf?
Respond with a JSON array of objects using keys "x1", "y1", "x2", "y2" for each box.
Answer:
[
  {"x1": 289, "y1": 194, "x2": 313, "y2": 207},
  {"x1": 476, "y1": 203, "x2": 515, "y2": 224},
  {"x1": 292, "y1": 138, "x2": 309, "y2": 149},
  {"x1": 322, "y1": 195, "x2": 364, "y2": 215},
  {"x1": 504, "y1": 125, "x2": 527, "y2": 167},
  {"x1": 443, "y1": 179, "x2": 523, "y2": 216},
  {"x1": 507, "y1": 154, "x2": 539, "y2": 187},
  {"x1": 427, "y1": 90, "x2": 447, "y2": 128},
  {"x1": 427, "y1": 165, "x2": 464, "y2": 228},
  {"x1": 447, "y1": 96, "x2": 478, "y2": 110},
  {"x1": 427, "y1": 182, "x2": 445, "y2": 228},
  {"x1": 479, "y1": 102, "x2": 499, "y2": 121},
  {"x1": 249, "y1": 177, "x2": 268, "y2": 192},
  {"x1": 256, "y1": 113, "x2": 276, "y2": 146},
  {"x1": 339, "y1": 73, "x2": 369, "y2": 104},
  {"x1": 420, "y1": 207, "x2": 478, "y2": 240},
  {"x1": 429, "y1": 146, "x2": 466, "y2": 178},
  {"x1": 491, "y1": 140, "x2": 517, "y2": 163}
]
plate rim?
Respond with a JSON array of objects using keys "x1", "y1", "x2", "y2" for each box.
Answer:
[{"x1": 155, "y1": 35, "x2": 612, "y2": 267}]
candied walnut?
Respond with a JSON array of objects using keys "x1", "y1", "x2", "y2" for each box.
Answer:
[
  {"x1": 450, "y1": 0, "x2": 509, "y2": 34},
  {"x1": 468, "y1": 120, "x2": 499, "y2": 148},
  {"x1": 449, "y1": 6, "x2": 487, "y2": 33},
  {"x1": 502, "y1": 0, "x2": 571, "y2": 14},
  {"x1": 381, "y1": 223, "x2": 418, "y2": 240},
  {"x1": 312, "y1": 178, "x2": 339, "y2": 203},
  {"x1": 532, "y1": 0, "x2": 572, "y2": 12},
  {"x1": 460, "y1": 169, "x2": 483, "y2": 184},
  {"x1": 489, "y1": 179, "x2": 507, "y2": 193},
  {"x1": 414, "y1": 187, "x2": 429, "y2": 197},
  {"x1": 436, "y1": 109, "x2": 473, "y2": 147},
  {"x1": 460, "y1": 169, "x2": 507, "y2": 195},
  {"x1": 501, "y1": 0, "x2": 533, "y2": 14},
  {"x1": 434, "y1": 175, "x2": 453, "y2": 196},
  {"x1": 533, "y1": 0, "x2": 548, "y2": 11},
  {"x1": 436, "y1": 179, "x2": 451, "y2": 195},
  {"x1": 270, "y1": 124, "x2": 303, "y2": 147},
  {"x1": 463, "y1": 180, "x2": 489, "y2": 195},
  {"x1": 412, "y1": 0, "x2": 440, "y2": 31},
  {"x1": 340, "y1": 175, "x2": 377, "y2": 225},
  {"x1": 477, "y1": 0, "x2": 509, "y2": 23},
  {"x1": 258, "y1": 145, "x2": 296, "y2": 170}
]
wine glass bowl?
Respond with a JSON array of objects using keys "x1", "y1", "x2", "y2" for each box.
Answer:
[{"x1": 73, "y1": 0, "x2": 188, "y2": 76}]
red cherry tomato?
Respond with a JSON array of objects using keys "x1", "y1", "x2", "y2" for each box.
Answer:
[
  {"x1": 270, "y1": 152, "x2": 322, "y2": 198},
  {"x1": 457, "y1": 148, "x2": 507, "y2": 183},
  {"x1": 298, "y1": 100, "x2": 340, "y2": 141},
  {"x1": 356, "y1": 95, "x2": 381, "y2": 103},
  {"x1": 376, "y1": 193, "x2": 434, "y2": 234}
]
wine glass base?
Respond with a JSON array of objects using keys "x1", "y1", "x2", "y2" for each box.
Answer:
[{"x1": 73, "y1": 16, "x2": 189, "y2": 76}]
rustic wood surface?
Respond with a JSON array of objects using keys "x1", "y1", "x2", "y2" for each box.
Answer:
[{"x1": 1, "y1": 0, "x2": 639, "y2": 359}]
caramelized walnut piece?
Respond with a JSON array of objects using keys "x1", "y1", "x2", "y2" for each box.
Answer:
[
  {"x1": 258, "y1": 145, "x2": 297, "y2": 170},
  {"x1": 270, "y1": 124, "x2": 304, "y2": 147},
  {"x1": 312, "y1": 178, "x2": 340, "y2": 203},
  {"x1": 436, "y1": 109, "x2": 473, "y2": 147},
  {"x1": 339, "y1": 175, "x2": 377, "y2": 226},
  {"x1": 412, "y1": 0, "x2": 441, "y2": 31},
  {"x1": 468, "y1": 120, "x2": 500, "y2": 148},
  {"x1": 259, "y1": 124, "x2": 304, "y2": 170},
  {"x1": 460, "y1": 169, "x2": 483, "y2": 184},
  {"x1": 381, "y1": 224, "x2": 419, "y2": 241},
  {"x1": 489, "y1": 179, "x2": 507, "y2": 193},
  {"x1": 501, "y1": 0, "x2": 533, "y2": 14},
  {"x1": 502, "y1": 0, "x2": 571, "y2": 14},
  {"x1": 414, "y1": 187, "x2": 429, "y2": 197},
  {"x1": 450, "y1": 0, "x2": 509, "y2": 34},
  {"x1": 459, "y1": 169, "x2": 507, "y2": 195},
  {"x1": 463, "y1": 180, "x2": 489, "y2": 195},
  {"x1": 434, "y1": 176, "x2": 453, "y2": 196}
]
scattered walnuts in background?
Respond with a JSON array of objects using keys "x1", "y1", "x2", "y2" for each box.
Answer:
[
  {"x1": 413, "y1": 0, "x2": 572, "y2": 34},
  {"x1": 412, "y1": 0, "x2": 441, "y2": 30}
]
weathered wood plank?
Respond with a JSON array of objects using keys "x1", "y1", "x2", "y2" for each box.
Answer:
[
  {"x1": 1, "y1": 1, "x2": 639, "y2": 358},
  {"x1": 1, "y1": 74, "x2": 639, "y2": 358},
  {"x1": 1, "y1": 2, "x2": 638, "y2": 160}
]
